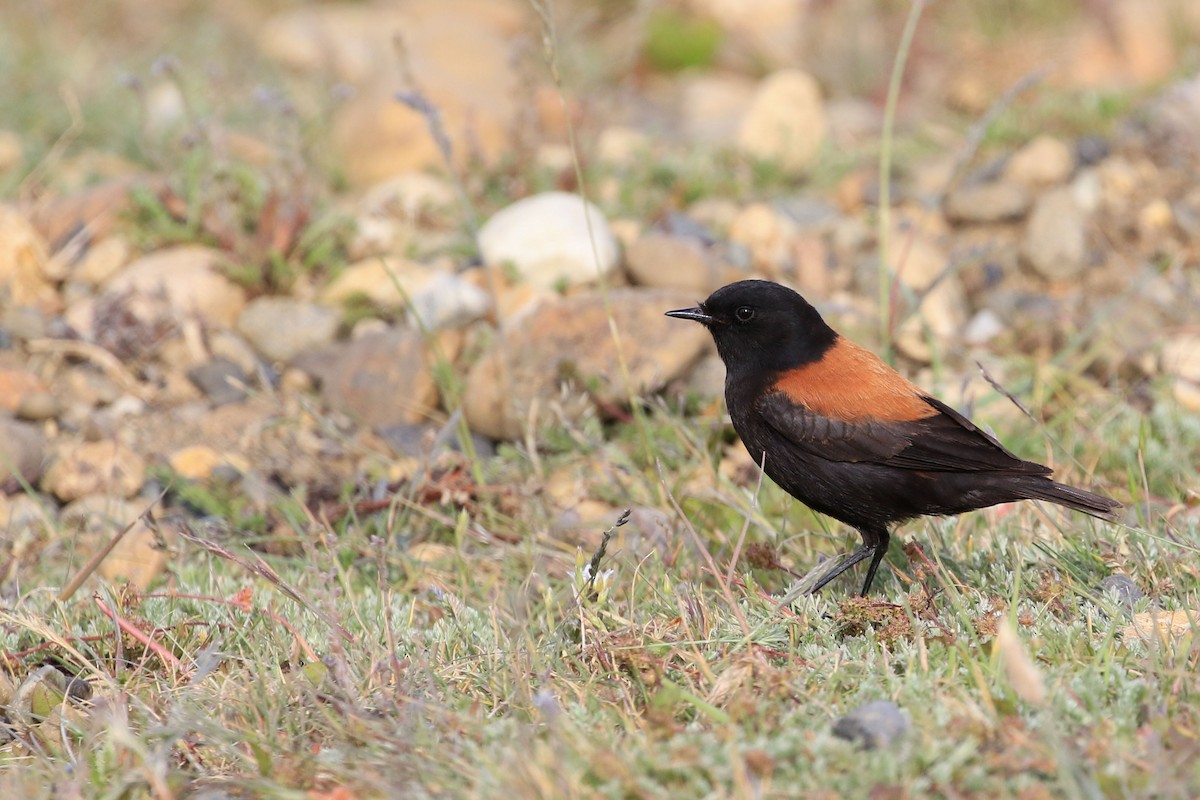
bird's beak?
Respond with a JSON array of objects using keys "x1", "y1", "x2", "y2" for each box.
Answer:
[{"x1": 665, "y1": 306, "x2": 714, "y2": 325}]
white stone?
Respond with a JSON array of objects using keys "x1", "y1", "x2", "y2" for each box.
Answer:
[{"x1": 477, "y1": 192, "x2": 619, "y2": 290}]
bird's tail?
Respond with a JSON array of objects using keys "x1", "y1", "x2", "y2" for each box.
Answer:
[{"x1": 1017, "y1": 477, "x2": 1122, "y2": 521}]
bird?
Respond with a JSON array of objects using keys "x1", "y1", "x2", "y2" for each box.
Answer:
[{"x1": 666, "y1": 279, "x2": 1120, "y2": 597}]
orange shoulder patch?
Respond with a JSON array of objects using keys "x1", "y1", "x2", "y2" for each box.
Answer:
[{"x1": 770, "y1": 337, "x2": 936, "y2": 423}]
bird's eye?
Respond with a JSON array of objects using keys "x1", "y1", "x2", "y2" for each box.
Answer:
[{"x1": 734, "y1": 306, "x2": 755, "y2": 323}]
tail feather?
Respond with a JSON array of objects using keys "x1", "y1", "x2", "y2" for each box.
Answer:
[{"x1": 1018, "y1": 477, "x2": 1122, "y2": 521}]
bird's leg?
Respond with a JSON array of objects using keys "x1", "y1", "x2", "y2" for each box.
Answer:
[
  {"x1": 803, "y1": 546, "x2": 876, "y2": 595},
  {"x1": 857, "y1": 525, "x2": 891, "y2": 597}
]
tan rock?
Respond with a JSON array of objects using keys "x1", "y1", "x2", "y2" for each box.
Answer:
[
  {"x1": 463, "y1": 288, "x2": 710, "y2": 439},
  {"x1": 299, "y1": 327, "x2": 462, "y2": 427},
  {"x1": 61, "y1": 497, "x2": 172, "y2": 591},
  {"x1": 42, "y1": 441, "x2": 146, "y2": 502},
  {"x1": 72, "y1": 237, "x2": 131, "y2": 286},
  {"x1": 0, "y1": 206, "x2": 58, "y2": 311},
  {"x1": 1162, "y1": 335, "x2": 1200, "y2": 383},
  {"x1": 104, "y1": 245, "x2": 246, "y2": 328},
  {"x1": 625, "y1": 233, "x2": 721, "y2": 293},
  {"x1": 321, "y1": 257, "x2": 438, "y2": 307},
  {"x1": 737, "y1": 69, "x2": 827, "y2": 175},
  {"x1": 327, "y1": 7, "x2": 521, "y2": 185},
  {"x1": 0, "y1": 367, "x2": 50, "y2": 414},
  {"x1": 1004, "y1": 135, "x2": 1074, "y2": 188},
  {"x1": 0, "y1": 417, "x2": 46, "y2": 492},
  {"x1": 1023, "y1": 188, "x2": 1087, "y2": 280},
  {"x1": 728, "y1": 203, "x2": 795, "y2": 276}
]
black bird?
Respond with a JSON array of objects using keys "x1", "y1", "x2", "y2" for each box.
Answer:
[{"x1": 666, "y1": 279, "x2": 1120, "y2": 596}]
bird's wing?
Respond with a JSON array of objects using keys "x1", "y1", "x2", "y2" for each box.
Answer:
[{"x1": 757, "y1": 391, "x2": 1051, "y2": 474}]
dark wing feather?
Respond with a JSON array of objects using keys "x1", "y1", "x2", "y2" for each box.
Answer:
[{"x1": 756, "y1": 392, "x2": 1051, "y2": 475}]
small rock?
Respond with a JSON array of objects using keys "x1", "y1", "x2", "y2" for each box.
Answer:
[
  {"x1": 187, "y1": 357, "x2": 251, "y2": 406},
  {"x1": 167, "y1": 445, "x2": 248, "y2": 481},
  {"x1": 832, "y1": 700, "x2": 908, "y2": 750},
  {"x1": 1023, "y1": 188, "x2": 1087, "y2": 280},
  {"x1": 237, "y1": 298, "x2": 340, "y2": 363},
  {"x1": 377, "y1": 422, "x2": 495, "y2": 460},
  {"x1": 0, "y1": 206, "x2": 58, "y2": 311},
  {"x1": 1095, "y1": 574, "x2": 1144, "y2": 608},
  {"x1": 963, "y1": 309, "x2": 1006, "y2": 346},
  {"x1": 104, "y1": 245, "x2": 246, "y2": 328},
  {"x1": 72, "y1": 237, "x2": 131, "y2": 286},
  {"x1": 15, "y1": 391, "x2": 59, "y2": 422},
  {"x1": 298, "y1": 327, "x2": 461, "y2": 428},
  {"x1": 1076, "y1": 135, "x2": 1109, "y2": 166},
  {"x1": 944, "y1": 182, "x2": 1031, "y2": 224},
  {"x1": 1070, "y1": 168, "x2": 1103, "y2": 214},
  {"x1": 463, "y1": 288, "x2": 710, "y2": 439},
  {"x1": 324, "y1": 259, "x2": 489, "y2": 329},
  {"x1": 41, "y1": 441, "x2": 146, "y2": 502},
  {"x1": 60, "y1": 497, "x2": 171, "y2": 590},
  {"x1": 1162, "y1": 335, "x2": 1200, "y2": 383},
  {"x1": 1137, "y1": 198, "x2": 1173, "y2": 239},
  {"x1": 359, "y1": 172, "x2": 458, "y2": 219},
  {"x1": 737, "y1": 69, "x2": 828, "y2": 175},
  {"x1": 1124, "y1": 609, "x2": 1200, "y2": 645},
  {"x1": 1174, "y1": 379, "x2": 1200, "y2": 413},
  {"x1": 0, "y1": 367, "x2": 50, "y2": 414},
  {"x1": 1004, "y1": 135, "x2": 1074, "y2": 187},
  {"x1": 0, "y1": 417, "x2": 46, "y2": 492},
  {"x1": 595, "y1": 126, "x2": 650, "y2": 166},
  {"x1": 625, "y1": 233, "x2": 720, "y2": 293},
  {"x1": 477, "y1": 192, "x2": 619, "y2": 290},
  {"x1": 728, "y1": 203, "x2": 796, "y2": 276}
]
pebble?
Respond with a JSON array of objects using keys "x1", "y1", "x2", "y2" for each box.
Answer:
[
  {"x1": 0, "y1": 206, "x2": 58, "y2": 311},
  {"x1": 297, "y1": 328, "x2": 461, "y2": 428},
  {"x1": 237, "y1": 298, "x2": 340, "y2": 363},
  {"x1": 1095, "y1": 574, "x2": 1145, "y2": 609},
  {"x1": 15, "y1": 390, "x2": 60, "y2": 421},
  {"x1": 325, "y1": 16, "x2": 519, "y2": 184},
  {"x1": 728, "y1": 203, "x2": 796, "y2": 275},
  {"x1": 60, "y1": 497, "x2": 171, "y2": 590},
  {"x1": 0, "y1": 367, "x2": 50, "y2": 414},
  {"x1": 104, "y1": 245, "x2": 247, "y2": 328},
  {"x1": 831, "y1": 700, "x2": 909, "y2": 750},
  {"x1": 1174, "y1": 379, "x2": 1200, "y2": 413},
  {"x1": 72, "y1": 236, "x2": 131, "y2": 286},
  {"x1": 1004, "y1": 135, "x2": 1075, "y2": 187},
  {"x1": 1161, "y1": 335, "x2": 1200, "y2": 383},
  {"x1": 737, "y1": 69, "x2": 828, "y2": 175},
  {"x1": 187, "y1": 357, "x2": 251, "y2": 406},
  {"x1": 322, "y1": 257, "x2": 488, "y2": 329},
  {"x1": 1023, "y1": 187, "x2": 1087, "y2": 280},
  {"x1": 409, "y1": 272, "x2": 491, "y2": 330},
  {"x1": 0, "y1": 417, "x2": 46, "y2": 492},
  {"x1": 1137, "y1": 198, "x2": 1173, "y2": 238},
  {"x1": 596, "y1": 125, "x2": 650, "y2": 166},
  {"x1": 41, "y1": 440, "x2": 146, "y2": 502},
  {"x1": 477, "y1": 192, "x2": 619, "y2": 290},
  {"x1": 944, "y1": 182, "x2": 1031, "y2": 224},
  {"x1": 962, "y1": 309, "x2": 1006, "y2": 346},
  {"x1": 463, "y1": 288, "x2": 710, "y2": 440},
  {"x1": 625, "y1": 233, "x2": 721, "y2": 293}
]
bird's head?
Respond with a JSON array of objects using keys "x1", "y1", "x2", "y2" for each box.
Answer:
[{"x1": 665, "y1": 279, "x2": 837, "y2": 378}]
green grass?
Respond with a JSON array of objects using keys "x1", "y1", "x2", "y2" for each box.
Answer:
[{"x1": 5, "y1": 377, "x2": 1200, "y2": 797}]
